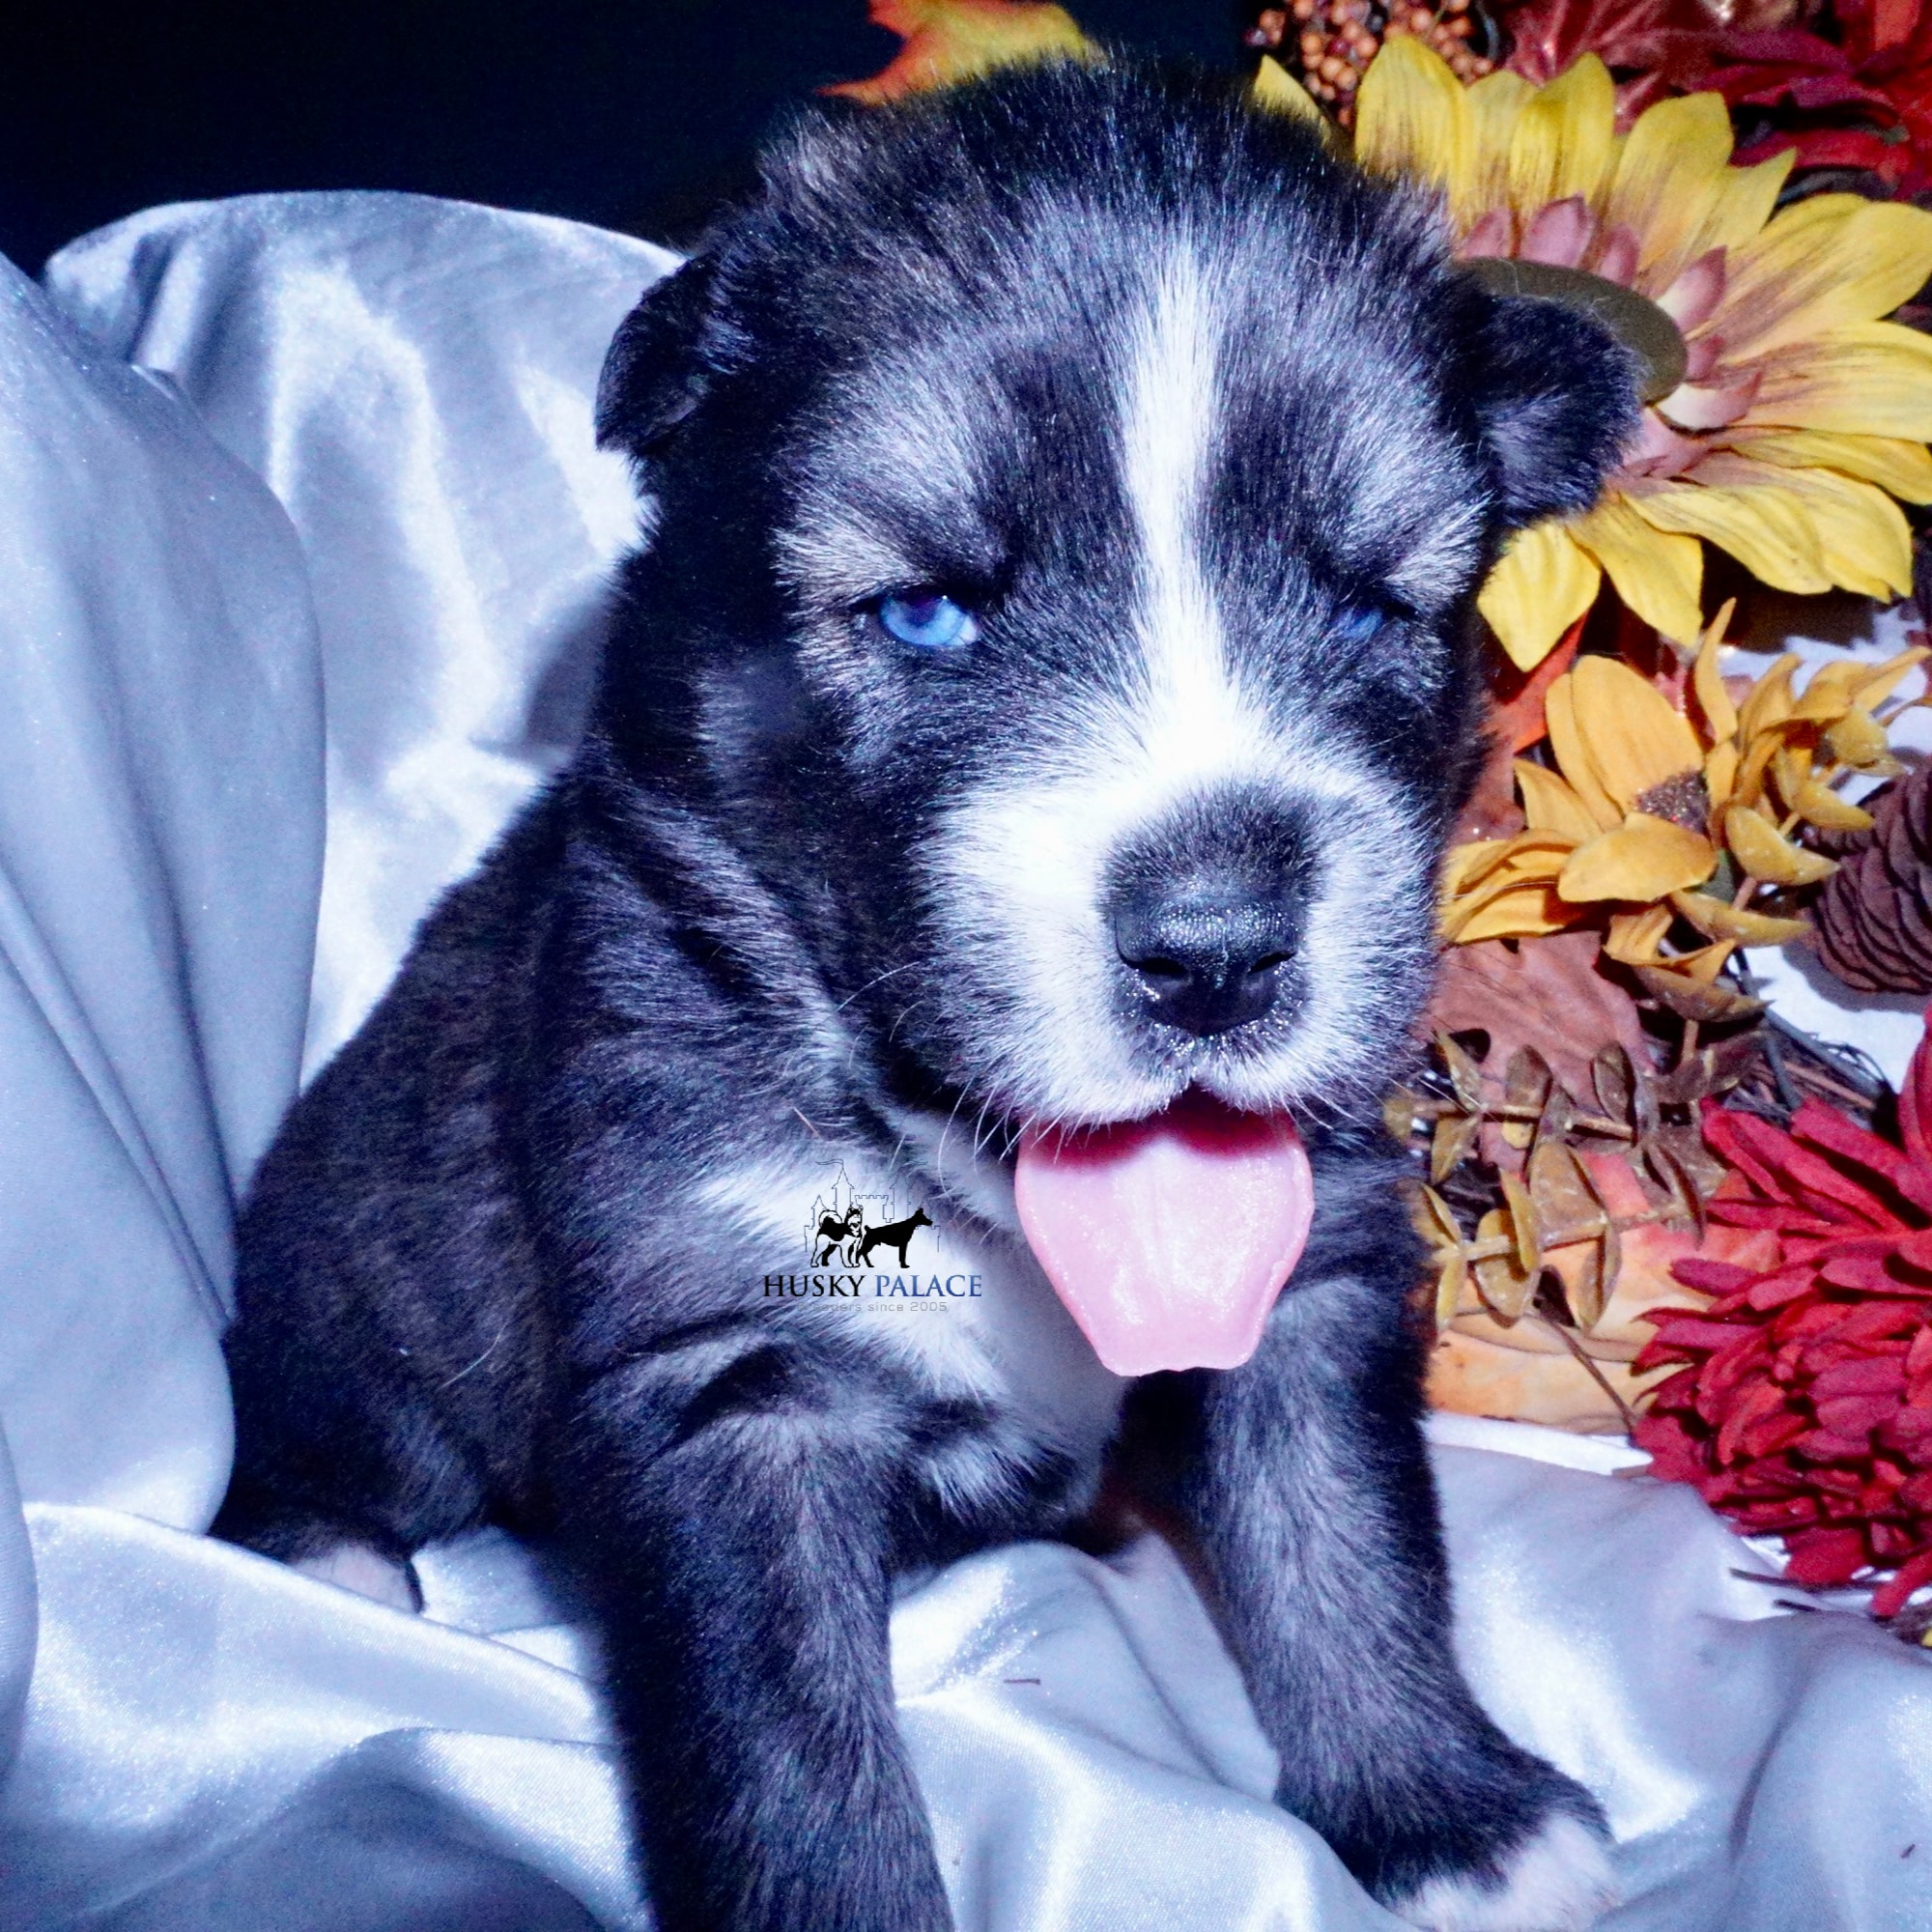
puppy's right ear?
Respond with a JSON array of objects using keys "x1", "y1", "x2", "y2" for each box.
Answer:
[
  {"x1": 1466, "y1": 291, "x2": 1642, "y2": 533},
  {"x1": 595, "y1": 256, "x2": 720, "y2": 460}
]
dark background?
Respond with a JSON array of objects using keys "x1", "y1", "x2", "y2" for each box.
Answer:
[{"x1": 0, "y1": 1, "x2": 1246, "y2": 274}]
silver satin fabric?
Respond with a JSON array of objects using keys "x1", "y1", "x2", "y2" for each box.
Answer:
[{"x1": 0, "y1": 191, "x2": 1923, "y2": 1929}]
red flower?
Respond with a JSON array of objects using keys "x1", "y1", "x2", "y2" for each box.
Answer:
[
  {"x1": 1633, "y1": 1003, "x2": 1932, "y2": 1619},
  {"x1": 1705, "y1": 0, "x2": 1932, "y2": 195}
]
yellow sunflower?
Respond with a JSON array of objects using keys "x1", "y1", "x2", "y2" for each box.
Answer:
[{"x1": 1333, "y1": 41, "x2": 1932, "y2": 669}]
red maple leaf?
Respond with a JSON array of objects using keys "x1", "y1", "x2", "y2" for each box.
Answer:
[
  {"x1": 1705, "y1": 0, "x2": 1932, "y2": 194},
  {"x1": 1495, "y1": 0, "x2": 1736, "y2": 125}
]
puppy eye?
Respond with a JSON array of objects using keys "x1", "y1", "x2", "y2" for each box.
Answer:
[
  {"x1": 876, "y1": 591, "x2": 980, "y2": 651},
  {"x1": 1333, "y1": 602, "x2": 1389, "y2": 646}
]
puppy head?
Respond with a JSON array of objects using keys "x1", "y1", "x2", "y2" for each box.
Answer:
[{"x1": 597, "y1": 63, "x2": 1638, "y2": 1136}]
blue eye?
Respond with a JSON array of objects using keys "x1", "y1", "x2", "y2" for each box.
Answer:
[
  {"x1": 1334, "y1": 603, "x2": 1387, "y2": 645},
  {"x1": 877, "y1": 591, "x2": 980, "y2": 651}
]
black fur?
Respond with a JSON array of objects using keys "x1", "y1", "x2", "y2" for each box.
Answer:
[{"x1": 217, "y1": 61, "x2": 1637, "y2": 1932}]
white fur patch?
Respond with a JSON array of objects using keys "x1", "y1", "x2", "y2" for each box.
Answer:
[
  {"x1": 1123, "y1": 247, "x2": 1225, "y2": 733},
  {"x1": 1394, "y1": 1815, "x2": 1618, "y2": 1932}
]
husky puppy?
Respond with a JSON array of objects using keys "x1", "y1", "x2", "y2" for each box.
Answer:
[{"x1": 216, "y1": 61, "x2": 1638, "y2": 1932}]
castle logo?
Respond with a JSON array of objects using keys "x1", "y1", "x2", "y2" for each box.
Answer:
[{"x1": 760, "y1": 1161, "x2": 980, "y2": 1304}]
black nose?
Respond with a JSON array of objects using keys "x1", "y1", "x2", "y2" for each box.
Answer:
[{"x1": 1112, "y1": 879, "x2": 1298, "y2": 1037}]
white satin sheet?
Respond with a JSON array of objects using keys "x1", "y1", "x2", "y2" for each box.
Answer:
[{"x1": 0, "y1": 190, "x2": 1922, "y2": 1930}]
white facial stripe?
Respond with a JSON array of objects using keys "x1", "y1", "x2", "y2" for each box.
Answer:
[
  {"x1": 1123, "y1": 246, "x2": 1226, "y2": 729},
  {"x1": 926, "y1": 245, "x2": 1435, "y2": 1125}
]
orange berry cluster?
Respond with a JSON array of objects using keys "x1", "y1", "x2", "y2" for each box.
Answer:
[{"x1": 1246, "y1": 0, "x2": 1494, "y2": 124}]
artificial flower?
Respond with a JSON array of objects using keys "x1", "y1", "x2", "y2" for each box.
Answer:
[
  {"x1": 1426, "y1": 1137, "x2": 1775, "y2": 1430},
  {"x1": 1495, "y1": 0, "x2": 1737, "y2": 125},
  {"x1": 1707, "y1": 0, "x2": 1932, "y2": 197},
  {"x1": 825, "y1": 0, "x2": 1094, "y2": 105},
  {"x1": 1350, "y1": 39, "x2": 1932, "y2": 668},
  {"x1": 1439, "y1": 610, "x2": 1925, "y2": 961},
  {"x1": 1634, "y1": 1008, "x2": 1932, "y2": 1618}
]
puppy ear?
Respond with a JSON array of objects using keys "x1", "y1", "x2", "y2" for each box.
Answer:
[
  {"x1": 1468, "y1": 293, "x2": 1642, "y2": 532},
  {"x1": 595, "y1": 256, "x2": 721, "y2": 459}
]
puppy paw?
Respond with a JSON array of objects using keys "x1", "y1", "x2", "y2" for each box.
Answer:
[
  {"x1": 293, "y1": 1541, "x2": 422, "y2": 1612},
  {"x1": 1391, "y1": 1813, "x2": 1617, "y2": 1932}
]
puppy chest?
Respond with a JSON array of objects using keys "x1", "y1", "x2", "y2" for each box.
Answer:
[{"x1": 700, "y1": 1150, "x2": 1126, "y2": 1463}]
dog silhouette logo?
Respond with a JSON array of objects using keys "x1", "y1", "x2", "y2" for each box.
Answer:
[
  {"x1": 804, "y1": 1168, "x2": 931, "y2": 1267},
  {"x1": 812, "y1": 1204, "x2": 864, "y2": 1265},
  {"x1": 853, "y1": 1207, "x2": 932, "y2": 1268}
]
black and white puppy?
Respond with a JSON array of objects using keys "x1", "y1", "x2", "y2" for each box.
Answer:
[{"x1": 216, "y1": 61, "x2": 1638, "y2": 1932}]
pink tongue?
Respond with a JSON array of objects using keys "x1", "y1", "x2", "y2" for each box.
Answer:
[{"x1": 1013, "y1": 1094, "x2": 1315, "y2": 1378}]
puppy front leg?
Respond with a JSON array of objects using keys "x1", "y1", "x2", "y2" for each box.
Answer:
[
  {"x1": 1185, "y1": 1251, "x2": 1615, "y2": 1931},
  {"x1": 555, "y1": 1350, "x2": 952, "y2": 1932}
]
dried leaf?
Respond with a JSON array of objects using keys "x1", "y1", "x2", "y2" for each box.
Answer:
[
  {"x1": 1435, "y1": 1030, "x2": 1487, "y2": 1112},
  {"x1": 1431, "y1": 1110, "x2": 1482, "y2": 1182},
  {"x1": 1384, "y1": 1090, "x2": 1420, "y2": 1143},
  {"x1": 1501, "y1": 1171, "x2": 1545, "y2": 1272},
  {"x1": 1632, "y1": 1060, "x2": 1661, "y2": 1141},
  {"x1": 1416, "y1": 1184, "x2": 1466, "y2": 1252},
  {"x1": 1537, "y1": 1138, "x2": 1618, "y2": 1330},
  {"x1": 1501, "y1": 1047, "x2": 1553, "y2": 1149},
  {"x1": 1473, "y1": 1208, "x2": 1540, "y2": 1321},
  {"x1": 1455, "y1": 623, "x2": 1589, "y2": 847},
  {"x1": 1428, "y1": 931, "x2": 1653, "y2": 1120},
  {"x1": 1593, "y1": 1043, "x2": 1635, "y2": 1126},
  {"x1": 1567, "y1": 1240, "x2": 1608, "y2": 1331},
  {"x1": 1452, "y1": 667, "x2": 1575, "y2": 846},
  {"x1": 1634, "y1": 964, "x2": 1766, "y2": 1025},
  {"x1": 1426, "y1": 1322, "x2": 1664, "y2": 1435},
  {"x1": 1598, "y1": 1195, "x2": 1624, "y2": 1308},
  {"x1": 1435, "y1": 1247, "x2": 1468, "y2": 1331},
  {"x1": 1646, "y1": 1131, "x2": 1709, "y2": 1236},
  {"x1": 1654, "y1": 1045, "x2": 1719, "y2": 1106},
  {"x1": 1527, "y1": 1138, "x2": 1601, "y2": 1238},
  {"x1": 1659, "y1": 1119, "x2": 1730, "y2": 1201},
  {"x1": 1430, "y1": 1150, "x2": 1783, "y2": 1434},
  {"x1": 1491, "y1": 617, "x2": 1587, "y2": 755},
  {"x1": 1535, "y1": 1079, "x2": 1577, "y2": 1150}
]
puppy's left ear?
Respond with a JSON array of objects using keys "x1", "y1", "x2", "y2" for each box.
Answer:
[
  {"x1": 1468, "y1": 294, "x2": 1642, "y2": 532},
  {"x1": 595, "y1": 255, "x2": 723, "y2": 461}
]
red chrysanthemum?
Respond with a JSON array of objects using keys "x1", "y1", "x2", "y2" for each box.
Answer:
[{"x1": 1632, "y1": 1004, "x2": 1932, "y2": 1618}]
